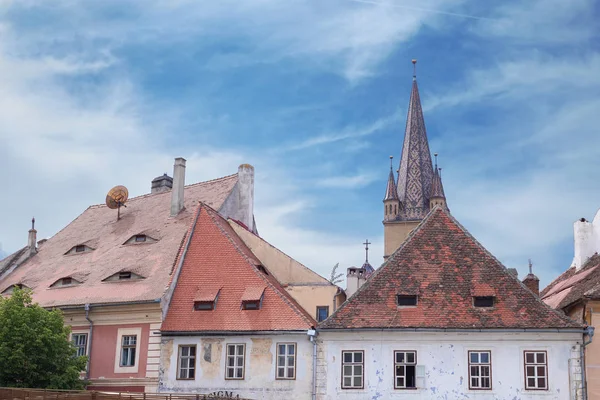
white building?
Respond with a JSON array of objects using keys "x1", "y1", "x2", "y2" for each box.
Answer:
[{"x1": 318, "y1": 207, "x2": 588, "y2": 400}]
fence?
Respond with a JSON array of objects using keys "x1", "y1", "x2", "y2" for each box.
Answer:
[{"x1": 0, "y1": 388, "x2": 251, "y2": 400}]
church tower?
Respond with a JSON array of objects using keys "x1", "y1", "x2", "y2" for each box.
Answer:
[{"x1": 383, "y1": 60, "x2": 448, "y2": 258}]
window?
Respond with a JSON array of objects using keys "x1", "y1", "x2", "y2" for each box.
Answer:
[
  {"x1": 396, "y1": 295, "x2": 418, "y2": 306},
  {"x1": 62, "y1": 277, "x2": 72, "y2": 285},
  {"x1": 194, "y1": 301, "x2": 215, "y2": 310},
  {"x1": 226, "y1": 344, "x2": 245, "y2": 380},
  {"x1": 276, "y1": 343, "x2": 296, "y2": 380},
  {"x1": 119, "y1": 271, "x2": 132, "y2": 280},
  {"x1": 120, "y1": 335, "x2": 137, "y2": 367},
  {"x1": 242, "y1": 300, "x2": 260, "y2": 310},
  {"x1": 394, "y1": 351, "x2": 416, "y2": 389},
  {"x1": 473, "y1": 296, "x2": 495, "y2": 307},
  {"x1": 75, "y1": 245, "x2": 86, "y2": 253},
  {"x1": 524, "y1": 351, "x2": 548, "y2": 390},
  {"x1": 317, "y1": 306, "x2": 329, "y2": 322},
  {"x1": 468, "y1": 351, "x2": 491, "y2": 389},
  {"x1": 341, "y1": 351, "x2": 364, "y2": 389},
  {"x1": 177, "y1": 345, "x2": 196, "y2": 380},
  {"x1": 135, "y1": 235, "x2": 147, "y2": 242},
  {"x1": 72, "y1": 333, "x2": 88, "y2": 357}
]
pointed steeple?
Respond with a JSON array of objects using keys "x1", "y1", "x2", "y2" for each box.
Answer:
[
  {"x1": 396, "y1": 60, "x2": 435, "y2": 220},
  {"x1": 383, "y1": 156, "x2": 398, "y2": 201},
  {"x1": 430, "y1": 153, "x2": 446, "y2": 200}
]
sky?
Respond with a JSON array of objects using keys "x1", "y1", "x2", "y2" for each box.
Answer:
[{"x1": 1, "y1": 0, "x2": 599, "y2": 288}]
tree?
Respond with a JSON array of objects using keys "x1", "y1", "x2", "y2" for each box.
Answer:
[
  {"x1": 0, "y1": 288, "x2": 87, "y2": 389},
  {"x1": 329, "y1": 263, "x2": 343, "y2": 285}
]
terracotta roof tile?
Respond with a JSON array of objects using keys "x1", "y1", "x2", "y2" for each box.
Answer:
[
  {"x1": 541, "y1": 254, "x2": 600, "y2": 310},
  {"x1": 320, "y1": 207, "x2": 582, "y2": 330},
  {"x1": 0, "y1": 175, "x2": 238, "y2": 307},
  {"x1": 161, "y1": 204, "x2": 315, "y2": 332}
]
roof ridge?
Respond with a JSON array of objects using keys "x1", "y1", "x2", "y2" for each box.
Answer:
[
  {"x1": 204, "y1": 204, "x2": 316, "y2": 327},
  {"x1": 227, "y1": 219, "x2": 332, "y2": 285},
  {"x1": 89, "y1": 173, "x2": 239, "y2": 208}
]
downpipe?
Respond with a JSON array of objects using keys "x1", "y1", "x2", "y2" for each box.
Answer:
[
  {"x1": 84, "y1": 304, "x2": 94, "y2": 380},
  {"x1": 308, "y1": 328, "x2": 318, "y2": 400}
]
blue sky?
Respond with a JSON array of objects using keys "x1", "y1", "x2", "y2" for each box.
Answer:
[{"x1": 1, "y1": 0, "x2": 599, "y2": 287}]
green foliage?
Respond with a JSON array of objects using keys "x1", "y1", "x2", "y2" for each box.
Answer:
[
  {"x1": 329, "y1": 263, "x2": 343, "y2": 285},
  {"x1": 0, "y1": 288, "x2": 87, "y2": 389}
]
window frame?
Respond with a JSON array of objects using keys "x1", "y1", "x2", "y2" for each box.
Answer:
[
  {"x1": 394, "y1": 350, "x2": 417, "y2": 389},
  {"x1": 177, "y1": 345, "x2": 197, "y2": 380},
  {"x1": 119, "y1": 335, "x2": 137, "y2": 367},
  {"x1": 473, "y1": 296, "x2": 495, "y2": 308},
  {"x1": 468, "y1": 350, "x2": 492, "y2": 390},
  {"x1": 276, "y1": 342, "x2": 297, "y2": 380},
  {"x1": 341, "y1": 350, "x2": 364, "y2": 390},
  {"x1": 225, "y1": 343, "x2": 246, "y2": 380},
  {"x1": 396, "y1": 295, "x2": 418, "y2": 307},
  {"x1": 316, "y1": 306, "x2": 329, "y2": 322},
  {"x1": 135, "y1": 235, "x2": 147, "y2": 243},
  {"x1": 71, "y1": 333, "x2": 88, "y2": 357},
  {"x1": 523, "y1": 351, "x2": 548, "y2": 390}
]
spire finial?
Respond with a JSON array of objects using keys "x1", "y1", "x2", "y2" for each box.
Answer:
[
  {"x1": 31, "y1": 217, "x2": 35, "y2": 230},
  {"x1": 528, "y1": 259, "x2": 533, "y2": 274},
  {"x1": 434, "y1": 152, "x2": 438, "y2": 170},
  {"x1": 363, "y1": 239, "x2": 371, "y2": 263},
  {"x1": 389, "y1": 155, "x2": 394, "y2": 170},
  {"x1": 412, "y1": 59, "x2": 417, "y2": 80}
]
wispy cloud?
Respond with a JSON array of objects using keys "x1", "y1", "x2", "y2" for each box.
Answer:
[{"x1": 317, "y1": 172, "x2": 379, "y2": 189}]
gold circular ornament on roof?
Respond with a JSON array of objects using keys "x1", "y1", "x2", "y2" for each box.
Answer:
[{"x1": 106, "y1": 185, "x2": 129, "y2": 209}]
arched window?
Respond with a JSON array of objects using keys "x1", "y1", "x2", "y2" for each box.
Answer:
[{"x1": 394, "y1": 204, "x2": 397, "y2": 214}]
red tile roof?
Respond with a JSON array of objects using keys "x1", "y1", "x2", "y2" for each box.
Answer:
[
  {"x1": 541, "y1": 254, "x2": 600, "y2": 310},
  {"x1": 320, "y1": 207, "x2": 582, "y2": 330},
  {"x1": 0, "y1": 175, "x2": 238, "y2": 307},
  {"x1": 161, "y1": 204, "x2": 315, "y2": 332}
]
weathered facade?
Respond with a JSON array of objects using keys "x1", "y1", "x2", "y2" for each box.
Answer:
[{"x1": 321, "y1": 207, "x2": 587, "y2": 399}]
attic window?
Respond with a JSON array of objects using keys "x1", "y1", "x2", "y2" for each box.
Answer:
[
  {"x1": 193, "y1": 288, "x2": 220, "y2": 311},
  {"x1": 1, "y1": 284, "x2": 27, "y2": 296},
  {"x1": 123, "y1": 234, "x2": 157, "y2": 245},
  {"x1": 194, "y1": 301, "x2": 215, "y2": 311},
  {"x1": 75, "y1": 245, "x2": 86, "y2": 253},
  {"x1": 119, "y1": 272, "x2": 132, "y2": 280},
  {"x1": 256, "y1": 265, "x2": 269, "y2": 275},
  {"x1": 474, "y1": 296, "x2": 495, "y2": 308},
  {"x1": 396, "y1": 295, "x2": 418, "y2": 307},
  {"x1": 242, "y1": 300, "x2": 260, "y2": 310},
  {"x1": 50, "y1": 277, "x2": 81, "y2": 288},
  {"x1": 65, "y1": 244, "x2": 93, "y2": 255},
  {"x1": 62, "y1": 277, "x2": 72, "y2": 285},
  {"x1": 241, "y1": 287, "x2": 265, "y2": 310},
  {"x1": 135, "y1": 235, "x2": 146, "y2": 243}
]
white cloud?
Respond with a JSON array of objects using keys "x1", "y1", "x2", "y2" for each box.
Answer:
[{"x1": 317, "y1": 172, "x2": 379, "y2": 189}]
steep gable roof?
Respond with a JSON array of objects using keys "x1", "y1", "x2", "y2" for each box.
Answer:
[
  {"x1": 321, "y1": 207, "x2": 582, "y2": 330},
  {"x1": 541, "y1": 254, "x2": 600, "y2": 310},
  {"x1": 161, "y1": 204, "x2": 315, "y2": 333},
  {"x1": 0, "y1": 174, "x2": 238, "y2": 307}
]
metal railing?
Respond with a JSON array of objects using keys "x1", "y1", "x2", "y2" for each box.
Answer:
[{"x1": 0, "y1": 388, "x2": 251, "y2": 400}]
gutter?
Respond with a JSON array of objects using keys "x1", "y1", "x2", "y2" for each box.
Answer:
[
  {"x1": 84, "y1": 304, "x2": 93, "y2": 380},
  {"x1": 318, "y1": 327, "x2": 587, "y2": 333},
  {"x1": 161, "y1": 330, "x2": 309, "y2": 337},
  {"x1": 52, "y1": 299, "x2": 161, "y2": 310},
  {"x1": 307, "y1": 328, "x2": 318, "y2": 400}
]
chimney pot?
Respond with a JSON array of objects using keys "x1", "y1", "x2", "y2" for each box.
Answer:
[
  {"x1": 152, "y1": 173, "x2": 173, "y2": 194},
  {"x1": 28, "y1": 218, "x2": 37, "y2": 256},
  {"x1": 171, "y1": 158, "x2": 186, "y2": 216}
]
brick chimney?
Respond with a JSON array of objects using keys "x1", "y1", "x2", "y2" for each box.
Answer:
[
  {"x1": 522, "y1": 259, "x2": 539, "y2": 296},
  {"x1": 170, "y1": 158, "x2": 186, "y2": 216},
  {"x1": 28, "y1": 217, "x2": 37, "y2": 256},
  {"x1": 151, "y1": 173, "x2": 173, "y2": 194}
]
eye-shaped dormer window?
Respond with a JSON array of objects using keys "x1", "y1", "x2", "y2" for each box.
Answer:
[
  {"x1": 102, "y1": 271, "x2": 145, "y2": 282},
  {"x1": 123, "y1": 234, "x2": 157, "y2": 245},
  {"x1": 50, "y1": 277, "x2": 81, "y2": 288},
  {"x1": 1, "y1": 284, "x2": 29, "y2": 296},
  {"x1": 65, "y1": 244, "x2": 94, "y2": 255}
]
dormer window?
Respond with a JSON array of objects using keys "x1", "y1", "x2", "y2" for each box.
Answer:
[
  {"x1": 241, "y1": 287, "x2": 265, "y2": 311},
  {"x1": 1, "y1": 284, "x2": 28, "y2": 296},
  {"x1": 193, "y1": 288, "x2": 220, "y2": 311},
  {"x1": 123, "y1": 234, "x2": 157, "y2": 245},
  {"x1": 102, "y1": 271, "x2": 144, "y2": 282},
  {"x1": 194, "y1": 301, "x2": 215, "y2": 311},
  {"x1": 396, "y1": 295, "x2": 418, "y2": 307},
  {"x1": 50, "y1": 277, "x2": 81, "y2": 288},
  {"x1": 65, "y1": 244, "x2": 93, "y2": 255},
  {"x1": 474, "y1": 296, "x2": 495, "y2": 308},
  {"x1": 242, "y1": 300, "x2": 260, "y2": 310}
]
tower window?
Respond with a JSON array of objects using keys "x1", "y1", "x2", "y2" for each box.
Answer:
[
  {"x1": 396, "y1": 295, "x2": 418, "y2": 306},
  {"x1": 473, "y1": 296, "x2": 495, "y2": 308},
  {"x1": 394, "y1": 204, "x2": 397, "y2": 214}
]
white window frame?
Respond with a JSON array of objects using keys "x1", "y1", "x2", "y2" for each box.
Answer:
[
  {"x1": 177, "y1": 345, "x2": 196, "y2": 380},
  {"x1": 276, "y1": 343, "x2": 296, "y2": 380},
  {"x1": 113, "y1": 327, "x2": 142, "y2": 373},
  {"x1": 71, "y1": 333, "x2": 88, "y2": 357},
  {"x1": 341, "y1": 350, "x2": 364, "y2": 389},
  {"x1": 225, "y1": 344, "x2": 245, "y2": 380},
  {"x1": 70, "y1": 330, "x2": 90, "y2": 361},
  {"x1": 394, "y1": 350, "x2": 417, "y2": 389},
  {"x1": 468, "y1": 350, "x2": 492, "y2": 390},
  {"x1": 524, "y1": 351, "x2": 548, "y2": 390}
]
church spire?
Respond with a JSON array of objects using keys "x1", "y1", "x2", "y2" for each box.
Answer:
[
  {"x1": 396, "y1": 59, "x2": 435, "y2": 220},
  {"x1": 383, "y1": 156, "x2": 398, "y2": 201},
  {"x1": 430, "y1": 154, "x2": 448, "y2": 210}
]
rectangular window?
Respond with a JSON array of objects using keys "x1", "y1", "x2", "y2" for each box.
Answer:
[
  {"x1": 242, "y1": 301, "x2": 260, "y2": 310},
  {"x1": 394, "y1": 351, "x2": 416, "y2": 389},
  {"x1": 341, "y1": 351, "x2": 364, "y2": 389},
  {"x1": 194, "y1": 301, "x2": 215, "y2": 310},
  {"x1": 276, "y1": 343, "x2": 296, "y2": 380},
  {"x1": 396, "y1": 295, "x2": 417, "y2": 306},
  {"x1": 75, "y1": 245, "x2": 86, "y2": 253},
  {"x1": 119, "y1": 271, "x2": 132, "y2": 280},
  {"x1": 177, "y1": 345, "x2": 196, "y2": 380},
  {"x1": 524, "y1": 351, "x2": 548, "y2": 390},
  {"x1": 226, "y1": 344, "x2": 245, "y2": 380},
  {"x1": 468, "y1": 351, "x2": 491, "y2": 389},
  {"x1": 72, "y1": 333, "x2": 88, "y2": 357},
  {"x1": 473, "y1": 296, "x2": 495, "y2": 307},
  {"x1": 120, "y1": 335, "x2": 137, "y2": 367},
  {"x1": 135, "y1": 235, "x2": 147, "y2": 242},
  {"x1": 316, "y1": 306, "x2": 329, "y2": 322}
]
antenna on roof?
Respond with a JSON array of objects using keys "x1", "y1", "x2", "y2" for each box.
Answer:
[
  {"x1": 528, "y1": 259, "x2": 533, "y2": 275},
  {"x1": 106, "y1": 185, "x2": 129, "y2": 221}
]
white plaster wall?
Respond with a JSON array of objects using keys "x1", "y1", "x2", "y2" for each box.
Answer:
[
  {"x1": 160, "y1": 334, "x2": 313, "y2": 400},
  {"x1": 572, "y1": 209, "x2": 600, "y2": 270},
  {"x1": 318, "y1": 331, "x2": 582, "y2": 400}
]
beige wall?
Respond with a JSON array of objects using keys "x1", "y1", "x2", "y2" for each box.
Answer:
[
  {"x1": 383, "y1": 220, "x2": 419, "y2": 257},
  {"x1": 285, "y1": 285, "x2": 345, "y2": 322},
  {"x1": 566, "y1": 301, "x2": 599, "y2": 399}
]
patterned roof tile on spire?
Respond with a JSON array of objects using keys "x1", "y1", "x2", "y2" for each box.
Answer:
[
  {"x1": 430, "y1": 167, "x2": 446, "y2": 199},
  {"x1": 397, "y1": 77, "x2": 435, "y2": 221},
  {"x1": 383, "y1": 163, "x2": 398, "y2": 201}
]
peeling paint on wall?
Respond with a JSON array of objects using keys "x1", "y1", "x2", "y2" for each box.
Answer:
[
  {"x1": 201, "y1": 338, "x2": 223, "y2": 379},
  {"x1": 160, "y1": 338, "x2": 174, "y2": 374},
  {"x1": 250, "y1": 338, "x2": 273, "y2": 376}
]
